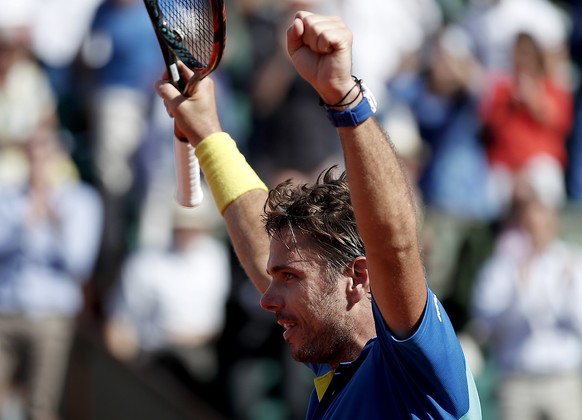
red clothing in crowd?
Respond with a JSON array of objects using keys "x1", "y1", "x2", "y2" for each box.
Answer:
[{"x1": 480, "y1": 75, "x2": 573, "y2": 171}]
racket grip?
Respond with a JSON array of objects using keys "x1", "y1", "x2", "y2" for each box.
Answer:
[{"x1": 174, "y1": 136, "x2": 204, "y2": 207}]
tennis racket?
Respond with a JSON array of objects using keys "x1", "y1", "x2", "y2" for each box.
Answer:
[{"x1": 143, "y1": 0, "x2": 226, "y2": 207}]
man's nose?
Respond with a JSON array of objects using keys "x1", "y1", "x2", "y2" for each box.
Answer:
[{"x1": 260, "y1": 283, "x2": 284, "y2": 313}]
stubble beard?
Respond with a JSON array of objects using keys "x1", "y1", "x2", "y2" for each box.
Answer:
[{"x1": 290, "y1": 299, "x2": 355, "y2": 366}]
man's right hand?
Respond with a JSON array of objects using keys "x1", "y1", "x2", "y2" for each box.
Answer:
[{"x1": 155, "y1": 63, "x2": 223, "y2": 147}]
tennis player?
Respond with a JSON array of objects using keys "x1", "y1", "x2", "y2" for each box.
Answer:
[{"x1": 156, "y1": 11, "x2": 482, "y2": 419}]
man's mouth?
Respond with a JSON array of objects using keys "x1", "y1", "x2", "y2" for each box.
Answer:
[{"x1": 277, "y1": 320, "x2": 298, "y2": 341}]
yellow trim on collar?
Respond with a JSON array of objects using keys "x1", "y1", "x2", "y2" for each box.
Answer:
[{"x1": 314, "y1": 370, "x2": 335, "y2": 401}]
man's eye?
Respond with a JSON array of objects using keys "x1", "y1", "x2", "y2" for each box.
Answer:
[{"x1": 283, "y1": 272, "x2": 296, "y2": 281}]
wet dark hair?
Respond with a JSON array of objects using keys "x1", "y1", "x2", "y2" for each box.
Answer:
[{"x1": 263, "y1": 166, "x2": 365, "y2": 275}]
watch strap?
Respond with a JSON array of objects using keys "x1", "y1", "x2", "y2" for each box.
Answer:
[{"x1": 325, "y1": 83, "x2": 377, "y2": 127}]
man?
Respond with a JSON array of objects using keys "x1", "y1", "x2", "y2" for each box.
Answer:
[
  {"x1": 0, "y1": 128, "x2": 103, "y2": 420},
  {"x1": 471, "y1": 158, "x2": 582, "y2": 420},
  {"x1": 156, "y1": 11, "x2": 481, "y2": 419},
  {"x1": 105, "y1": 187, "x2": 230, "y2": 394}
]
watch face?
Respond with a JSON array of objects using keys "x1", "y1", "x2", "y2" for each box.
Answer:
[{"x1": 361, "y1": 83, "x2": 378, "y2": 113}]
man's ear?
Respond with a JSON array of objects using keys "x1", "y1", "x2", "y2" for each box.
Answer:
[{"x1": 345, "y1": 257, "x2": 369, "y2": 309}]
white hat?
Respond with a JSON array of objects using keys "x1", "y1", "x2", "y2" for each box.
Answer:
[
  {"x1": 520, "y1": 155, "x2": 566, "y2": 209},
  {"x1": 0, "y1": 1, "x2": 34, "y2": 28},
  {"x1": 0, "y1": 0, "x2": 34, "y2": 45}
]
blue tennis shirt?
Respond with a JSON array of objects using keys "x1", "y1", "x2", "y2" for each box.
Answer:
[{"x1": 305, "y1": 288, "x2": 482, "y2": 419}]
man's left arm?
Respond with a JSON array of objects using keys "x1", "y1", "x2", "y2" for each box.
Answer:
[
  {"x1": 287, "y1": 12, "x2": 426, "y2": 338},
  {"x1": 338, "y1": 119, "x2": 427, "y2": 338}
]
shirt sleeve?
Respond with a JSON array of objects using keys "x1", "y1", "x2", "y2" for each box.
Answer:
[{"x1": 373, "y1": 287, "x2": 473, "y2": 417}]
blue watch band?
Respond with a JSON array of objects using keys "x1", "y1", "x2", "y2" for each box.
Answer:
[{"x1": 325, "y1": 83, "x2": 377, "y2": 127}]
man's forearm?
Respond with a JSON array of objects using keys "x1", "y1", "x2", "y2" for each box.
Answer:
[
  {"x1": 223, "y1": 190, "x2": 271, "y2": 294},
  {"x1": 339, "y1": 117, "x2": 426, "y2": 337},
  {"x1": 195, "y1": 133, "x2": 271, "y2": 293},
  {"x1": 339, "y1": 119, "x2": 418, "y2": 253}
]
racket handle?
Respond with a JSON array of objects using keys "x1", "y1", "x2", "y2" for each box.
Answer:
[{"x1": 174, "y1": 136, "x2": 204, "y2": 207}]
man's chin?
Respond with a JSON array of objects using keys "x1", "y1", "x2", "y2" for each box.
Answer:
[
  {"x1": 289, "y1": 344, "x2": 310, "y2": 363},
  {"x1": 289, "y1": 344, "x2": 326, "y2": 365}
]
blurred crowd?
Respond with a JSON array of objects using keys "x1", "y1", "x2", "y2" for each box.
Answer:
[{"x1": 1, "y1": 0, "x2": 582, "y2": 419}]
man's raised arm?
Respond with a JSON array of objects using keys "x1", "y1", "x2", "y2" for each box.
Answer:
[
  {"x1": 286, "y1": 12, "x2": 426, "y2": 338},
  {"x1": 156, "y1": 72, "x2": 271, "y2": 294}
]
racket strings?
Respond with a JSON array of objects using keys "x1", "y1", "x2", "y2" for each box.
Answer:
[{"x1": 158, "y1": 0, "x2": 215, "y2": 69}]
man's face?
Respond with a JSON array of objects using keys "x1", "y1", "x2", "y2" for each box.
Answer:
[{"x1": 261, "y1": 230, "x2": 354, "y2": 365}]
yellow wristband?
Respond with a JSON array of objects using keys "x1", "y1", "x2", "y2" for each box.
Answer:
[{"x1": 195, "y1": 132, "x2": 268, "y2": 214}]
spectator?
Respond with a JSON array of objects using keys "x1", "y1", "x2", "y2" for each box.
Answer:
[
  {"x1": 470, "y1": 159, "x2": 582, "y2": 420},
  {"x1": 480, "y1": 31, "x2": 573, "y2": 213},
  {"x1": 0, "y1": 7, "x2": 57, "y2": 185},
  {"x1": 240, "y1": 0, "x2": 342, "y2": 187},
  {"x1": 27, "y1": 0, "x2": 103, "y2": 99},
  {"x1": 320, "y1": 0, "x2": 443, "y2": 110},
  {"x1": 389, "y1": 24, "x2": 495, "y2": 221},
  {"x1": 388, "y1": 23, "x2": 499, "y2": 313},
  {"x1": 460, "y1": 0, "x2": 568, "y2": 75},
  {"x1": 83, "y1": 0, "x2": 162, "y2": 198},
  {"x1": 0, "y1": 128, "x2": 103, "y2": 420},
  {"x1": 105, "y1": 187, "x2": 230, "y2": 399},
  {"x1": 81, "y1": 0, "x2": 165, "y2": 303}
]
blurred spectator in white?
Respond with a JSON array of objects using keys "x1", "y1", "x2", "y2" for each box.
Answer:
[
  {"x1": 460, "y1": 0, "x2": 569, "y2": 80},
  {"x1": 0, "y1": 3, "x2": 57, "y2": 185},
  {"x1": 0, "y1": 128, "x2": 103, "y2": 420},
  {"x1": 470, "y1": 159, "x2": 582, "y2": 420},
  {"x1": 81, "y1": 0, "x2": 166, "y2": 301},
  {"x1": 82, "y1": 0, "x2": 162, "y2": 198},
  {"x1": 27, "y1": 0, "x2": 103, "y2": 98},
  {"x1": 30, "y1": 0, "x2": 102, "y2": 67},
  {"x1": 480, "y1": 31, "x2": 573, "y2": 215},
  {"x1": 105, "y1": 186, "x2": 230, "y2": 387}
]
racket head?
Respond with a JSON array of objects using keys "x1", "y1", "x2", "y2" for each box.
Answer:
[{"x1": 144, "y1": 0, "x2": 226, "y2": 80}]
